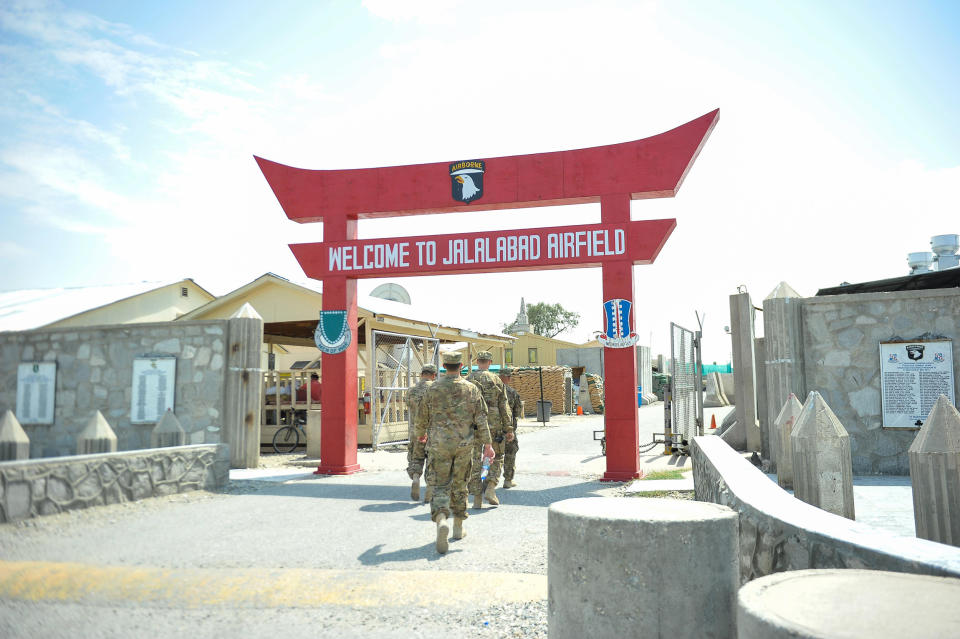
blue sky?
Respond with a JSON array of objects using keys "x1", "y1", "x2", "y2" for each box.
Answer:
[{"x1": 1, "y1": 0, "x2": 958, "y2": 361}]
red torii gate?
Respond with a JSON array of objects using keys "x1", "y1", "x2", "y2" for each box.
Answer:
[{"x1": 256, "y1": 108, "x2": 718, "y2": 481}]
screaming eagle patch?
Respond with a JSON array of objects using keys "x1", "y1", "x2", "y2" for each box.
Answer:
[{"x1": 450, "y1": 159, "x2": 485, "y2": 203}]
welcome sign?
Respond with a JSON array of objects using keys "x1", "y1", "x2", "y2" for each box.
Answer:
[{"x1": 293, "y1": 221, "x2": 673, "y2": 279}]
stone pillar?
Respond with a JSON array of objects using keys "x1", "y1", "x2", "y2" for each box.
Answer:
[
  {"x1": 738, "y1": 569, "x2": 960, "y2": 639},
  {"x1": 305, "y1": 410, "x2": 323, "y2": 459},
  {"x1": 150, "y1": 409, "x2": 186, "y2": 448},
  {"x1": 549, "y1": 497, "x2": 738, "y2": 639},
  {"x1": 77, "y1": 410, "x2": 118, "y2": 455},
  {"x1": 729, "y1": 292, "x2": 760, "y2": 451},
  {"x1": 908, "y1": 395, "x2": 960, "y2": 546},
  {"x1": 754, "y1": 337, "x2": 769, "y2": 462},
  {"x1": 791, "y1": 392, "x2": 855, "y2": 519},
  {"x1": 762, "y1": 282, "x2": 805, "y2": 470},
  {"x1": 774, "y1": 393, "x2": 803, "y2": 490},
  {"x1": 0, "y1": 410, "x2": 30, "y2": 461},
  {"x1": 223, "y1": 303, "x2": 264, "y2": 469}
]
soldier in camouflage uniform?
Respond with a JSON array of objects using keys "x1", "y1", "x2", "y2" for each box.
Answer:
[
  {"x1": 406, "y1": 364, "x2": 436, "y2": 501},
  {"x1": 414, "y1": 352, "x2": 494, "y2": 554},
  {"x1": 498, "y1": 367, "x2": 523, "y2": 488},
  {"x1": 467, "y1": 351, "x2": 514, "y2": 508}
]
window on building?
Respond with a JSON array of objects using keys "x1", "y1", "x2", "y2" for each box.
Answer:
[
  {"x1": 505, "y1": 349, "x2": 513, "y2": 364},
  {"x1": 528, "y1": 348, "x2": 538, "y2": 363}
]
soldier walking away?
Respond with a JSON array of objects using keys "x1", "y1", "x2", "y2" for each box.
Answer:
[
  {"x1": 498, "y1": 367, "x2": 523, "y2": 488},
  {"x1": 406, "y1": 364, "x2": 436, "y2": 501},
  {"x1": 414, "y1": 352, "x2": 494, "y2": 554},
  {"x1": 467, "y1": 351, "x2": 514, "y2": 509}
]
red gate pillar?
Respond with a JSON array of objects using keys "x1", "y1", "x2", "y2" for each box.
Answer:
[
  {"x1": 600, "y1": 194, "x2": 641, "y2": 481},
  {"x1": 316, "y1": 215, "x2": 362, "y2": 475}
]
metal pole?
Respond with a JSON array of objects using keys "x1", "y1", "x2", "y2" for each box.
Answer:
[{"x1": 538, "y1": 366, "x2": 546, "y2": 424}]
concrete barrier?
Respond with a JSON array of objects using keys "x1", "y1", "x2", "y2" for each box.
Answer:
[
  {"x1": 0, "y1": 444, "x2": 229, "y2": 523},
  {"x1": 738, "y1": 569, "x2": 960, "y2": 638},
  {"x1": 692, "y1": 436, "x2": 960, "y2": 582},
  {"x1": 548, "y1": 497, "x2": 738, "y2": 639}
]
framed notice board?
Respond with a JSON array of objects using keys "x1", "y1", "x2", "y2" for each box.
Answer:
[
  {"x1": 130, "y1": 356, "x2": 176, "y2": 424},
  {"x1": 16, "y1": 362, "x2": 57, "y2": 425},
  {"x1": 879, "y1": 339, "x2": 955, "y2": 429}
]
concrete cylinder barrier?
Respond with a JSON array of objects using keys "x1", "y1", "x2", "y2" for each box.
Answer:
[
  {"x1": 548, "y1": 497, "x2": 739, "y2": 639},
  {"x1": 738, "y1": 569, "x2": 960, "y2": 638}
]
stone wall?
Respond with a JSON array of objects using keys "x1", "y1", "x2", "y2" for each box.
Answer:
[
  {"x1": 0, "y1": 444, "x2": 229, "y2": 523},
  {"x1": 0, "y1": 321, "x2": 231, "y2": 458},
  {"x1": 691, "y1": 436, "x2": 960, "y2": 584},
  {"x1": 800, "y1": 289, "x2": 960, "y2": 474}
]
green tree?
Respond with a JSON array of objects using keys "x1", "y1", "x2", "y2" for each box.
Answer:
[{"x1": 527, "y1": 302, "x2": 580, "y2": 338}]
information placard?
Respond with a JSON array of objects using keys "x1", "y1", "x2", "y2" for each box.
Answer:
[
  {"x1": 16, "y1": 362, "x2": 57, "y2": 425},
  {"x1": 880, "y1": 339, "x2": 955, "y2": 429},
  {"x1": 131, "y1": 356, "x2": 176, "y2": 424}
]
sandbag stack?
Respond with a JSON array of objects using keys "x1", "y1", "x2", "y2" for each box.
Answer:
[
  {"x1": 512, "y1": 366, "x2": 571, "y2": 415},
  {"x1": 585, "y1": 374, "x2": 605, "y2": 414}
]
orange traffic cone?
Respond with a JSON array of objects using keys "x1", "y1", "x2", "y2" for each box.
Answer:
[
  {"x1": 576, "y1": 405, "x2": 584, "y2": 416},
  {"x1": 709, "y1": 415, "x2": 717, "y2": 429}
]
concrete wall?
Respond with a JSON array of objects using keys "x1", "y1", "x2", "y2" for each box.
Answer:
[
  {"x1": 800, "y1": 289, "x2": 960, "y2": 474},
  {"x1": 692, "y1": 436, "x2": 960, "y2": 583},
  {"x1": 0, "y1": 320, "x2": 231, "y2": 458},
  {"x1": 0, "y1": 444, "x2": 229, "y2": 523},
  {"x1": 556, "y1": 347, "x2": 604, "y2": 376}
]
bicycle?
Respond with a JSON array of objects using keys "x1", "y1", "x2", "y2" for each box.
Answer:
[{"x1": 272, "y1": 411, "x2": 306, "y2": 454}]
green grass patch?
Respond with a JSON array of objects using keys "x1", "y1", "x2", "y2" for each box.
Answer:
[
  {"x1": 626, "y1": 490, "x2": 693, "y2": 499},
  {"x1": 641, "y1": 469, "x2": 687, "y2": 481}
]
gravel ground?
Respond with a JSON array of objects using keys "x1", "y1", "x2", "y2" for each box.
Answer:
[{"x1": 0, "y1": 408, "x2": 697, "y2": 638}]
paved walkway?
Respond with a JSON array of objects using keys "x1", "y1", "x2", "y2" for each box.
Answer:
[
  {"x1": 0, "y1": 404, "x2": 920, "y2": 638},
  {"x1": 0, "y1": 407, "x2": 682, "y2": 638}
]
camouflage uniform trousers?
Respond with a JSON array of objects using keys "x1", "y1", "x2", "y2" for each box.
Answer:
[
  {"x1": 502, "y1": 431, "x2": 519, "y2": 481},
  {"x1": 426, "y1": 440, "x2": 474, "y2": 520},
  {"x1": 469, "y1": 422, "x2": 506, "y2": 495},
  {"x1": 406, "y1": 419, "x2": 427, "y2": 480}
]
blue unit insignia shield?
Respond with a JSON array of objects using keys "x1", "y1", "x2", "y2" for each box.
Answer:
[
  {"x1": 315, "y1": 310, "x2": 352, "y2": 354},
  {"x1": 598, "y1": 298, "x2": 639, "y2": 348}
]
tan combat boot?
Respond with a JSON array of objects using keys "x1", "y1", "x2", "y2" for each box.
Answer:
[
  {"x1": 435, "y1": 514, "x2": 449, "y2": 554},
  {"x1": 503, "y1": 478, "x2": 516, "y2": 488},
  {"x1": 411, "y1": 478, "x2": 420, "y2": 501},
  {"x1": 453, "y1": 517, "x2": 466, "y2": 540},
  {"x1": 483, "y1": 482, "x2": 500, "y2": 506},
  {"x1": 424, "y1": 486, "x2": 434, "y2": 503},
  {"x1": 473, "y1": 491, "x2": 482, "y2": 509}
]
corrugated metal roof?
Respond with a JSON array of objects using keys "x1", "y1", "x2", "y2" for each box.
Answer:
[{"x1": 0, "y1": 281, "x2": 197, "y2": 332}]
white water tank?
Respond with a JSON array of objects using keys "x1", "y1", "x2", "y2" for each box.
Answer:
[
  {"x1": 931, "y1": 234, "x2": 960, "y2": 270},
  {"x1": 908, "y1": 252, "x2": 935, "y2": 274}
]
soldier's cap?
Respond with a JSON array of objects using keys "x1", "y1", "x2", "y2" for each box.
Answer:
[
  {"x1": 442, "y1": 352, "x2": 463, "y2": 365},
  {"x1": 421, "y1": 364, "x2": 437, "y2": 374},
  {"x1": 499, "y1": 367, "x2": 515, "y2": 376},
  {"x1": 475, "y1": 350, "x2": 493, "y2": 361}
]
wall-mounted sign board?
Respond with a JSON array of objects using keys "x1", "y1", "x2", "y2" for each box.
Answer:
[
  {"x1": 131, "y1": 356, "x2": 176, "y2": 424},
  {"x1": 16, "y1": 362, "x2": 57, "y2": 425},
  {"x1": 879, "y1": 339, "x2": 955, "y2": 429}
]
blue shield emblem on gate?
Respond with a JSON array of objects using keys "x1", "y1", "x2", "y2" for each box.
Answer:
[
  {"x1": 598, "y1": 298, "x2": 639, "y2": 348},
  {"x1": 314, "y1": 310, "x2": 352, "y2": 354}
]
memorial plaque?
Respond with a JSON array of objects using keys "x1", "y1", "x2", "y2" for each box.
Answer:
[
  {"x1": 880, "y1": 339, "x2": 955, "y2": 429},
  {"x1": 16, "y1": 362, "x2": 57, "y2": 425},
  {"x1": 131, "y1": 356, "x2": 176, "y2": 423}
]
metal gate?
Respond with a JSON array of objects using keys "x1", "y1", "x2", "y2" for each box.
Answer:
[
  {"x1": 370, "y1": 330, "x2": 440, "y2": 449},
  {"x1": 669, "y1": 322, "x2": 703, "y2": 452}
]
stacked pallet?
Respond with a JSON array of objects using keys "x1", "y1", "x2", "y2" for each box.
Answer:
[
  {"x1": 585, "y1": 374, "x2": 605, "y2": 414},
  {"x1": 512, "y1": 366, "x2": 570, "y2": 415}
]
